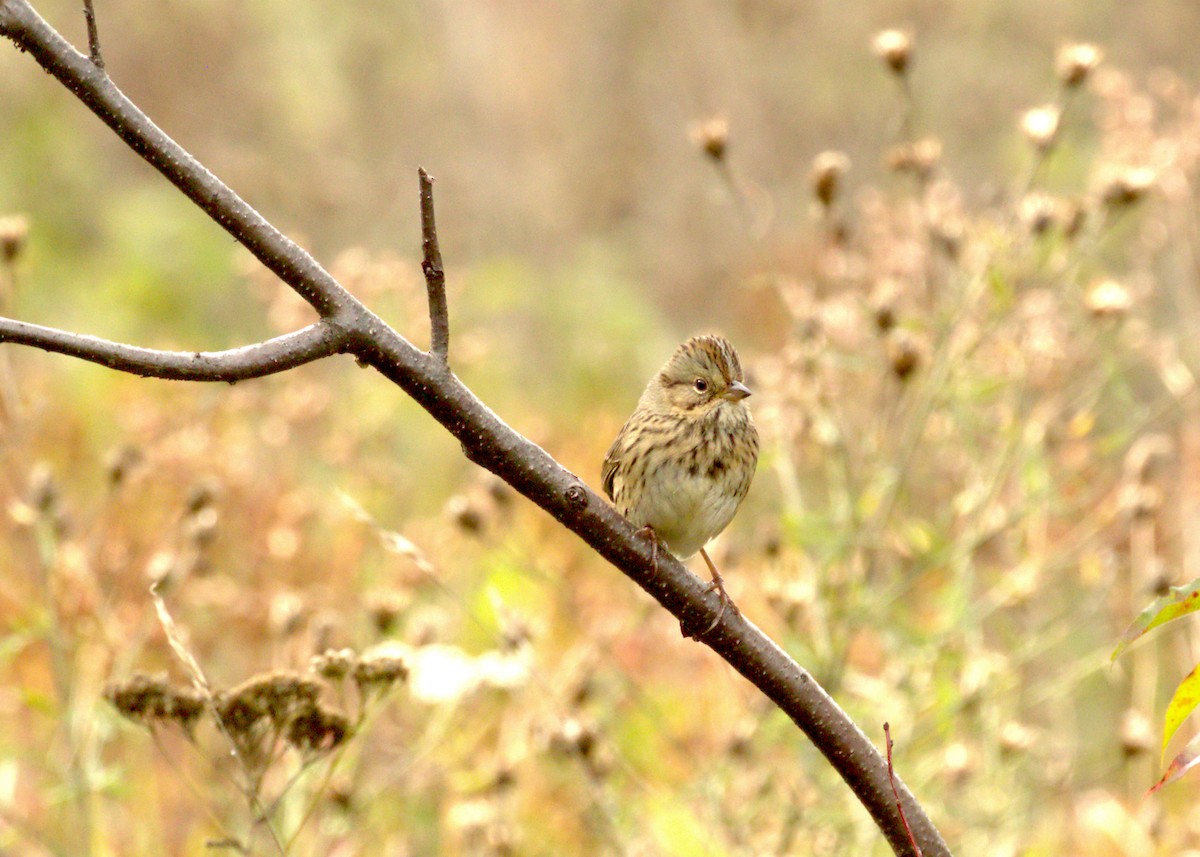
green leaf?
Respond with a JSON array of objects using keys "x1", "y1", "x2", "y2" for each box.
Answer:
[
  {"x1": 1112, "y1": 578, "x2": 1200, "y2": 661},
  {"x1": 1162, "y1": 662, "x2": 1200, "y2": 763}
]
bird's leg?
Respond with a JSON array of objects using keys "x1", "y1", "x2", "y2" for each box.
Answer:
[
  {"x1": 636, "y1": 525, "x2": 659, "y2": 572},
  {"x1": 699, "y1": 547, "x2": 739, "y2": 633}
]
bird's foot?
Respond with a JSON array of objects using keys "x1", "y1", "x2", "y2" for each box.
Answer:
[{"x1": 681, "y1": 547, "x2": 740, "y2": 638}]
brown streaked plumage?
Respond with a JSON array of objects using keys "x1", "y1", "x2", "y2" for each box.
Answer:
[{"x1": 602, "y1": 335, "x2": 759, "y2": 631}]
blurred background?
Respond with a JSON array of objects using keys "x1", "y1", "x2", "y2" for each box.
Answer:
[{"x1": 2, "y1": 0, "x2": 1200, "y2": 854}]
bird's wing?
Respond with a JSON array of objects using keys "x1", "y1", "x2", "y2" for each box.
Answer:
[{"x1": 600, "y1": 420, "x2": 630, "y2": 502}]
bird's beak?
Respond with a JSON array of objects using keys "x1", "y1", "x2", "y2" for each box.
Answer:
[{"x1": 722, "y1": 380, "x2": 752, "y2": 402}]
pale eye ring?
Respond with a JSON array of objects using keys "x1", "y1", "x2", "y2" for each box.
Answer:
[{"x1": 693, "y1": 378, "x2": 709, "y2": 393}]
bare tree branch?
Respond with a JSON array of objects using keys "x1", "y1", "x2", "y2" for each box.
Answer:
[
  {"x1": 0, "y1": 317, "x2": 347, "y2": 381},
  {"x1": 81, "y1": 0, "x2": 103, "y2": 70},
  {"x1": 418, "y1": 167, "x2": 449, "y2": 365},
  {"x1": 0, "y1": 2, "x2": 950, "y2": 854}
]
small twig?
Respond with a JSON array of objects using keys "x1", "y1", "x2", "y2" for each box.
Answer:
[
  {"x1": 0, "y1": 317, "x2": 346, "y2": 381},
  {"x1": 418, "y1": 167, "x2": 449, "y2": 365},
  {"x1": 81, "y1": 0, "x2": 102, "y2": 70},
  {"x1": 885, "y1": 723, "x2": 923, "y2": 857}
]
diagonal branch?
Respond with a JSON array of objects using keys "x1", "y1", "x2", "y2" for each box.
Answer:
[
  {"x1": 418, "y1": 167, "x2": 449, "y2": 364},
  {"x1": 0, "y1": 317, "x2": 348, "y2": 381},
  {"x1": 0, "y1": 3, "x2": 950, "y2": 854}
]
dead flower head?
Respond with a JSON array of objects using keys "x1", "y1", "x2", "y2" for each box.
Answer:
[
  {"x1": 1098, "y1": 166, "x2": 1155, "y2": 207},
  {"x1": 1021, "y1": 105, "x2": 1061, "y2": 151},
  {"x1": 285, "y1": 703, "x2": 351, "y2": 754},
  {"x1": 105, "y1": 673, "x2": 205, "y2": 735},
  {"x1": 1084, "y1": 278, "x2": 1132, "y2": 318},
  {"x1": 1056, "y1": 42, "x2": 1102, "y2": 89},
  {"x1": 872, "y1": 29, "x2": 912, "y2": 76},
  {"x1": 353, "y1": 649, "x2": 410, "y2": 696},
  {"x1": 689, "y1": 116, "x2": 729, "y2": 162},
  {"x1": 810, "y1": 150, "x2": 851, "y2": 208},
  {"x1": 0, "y1": 215, "x2": 29, "y2": 264}
]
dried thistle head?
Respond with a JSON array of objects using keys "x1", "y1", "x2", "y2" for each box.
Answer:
[
  {"x1": 0, "y1": 215, "x2": 29, "y2": 264},
  {"x1": 445, "y1": 494, "x2": 486, "y2": 534},
  {"x1": 689, "y1": 116, "x2": 729, "y2": 162},
  {"x1": 885, "y1": 136, "x2": 941, "y2": 181},
  {"x1": 809, "y1": 150, "x2": 851, "y2": 208},
  {"x1": 104, "y1": 444, "x2": 143, "y2": 488},
  {"x1": 1119, "y1": 708, "x2": 1154, "y2": 757},
  {"x1": 548, "y1": 716, "x2": 598, "y2": 759},
  {"x1": 1084, "y1": 278, "x2": 1133, "y2": 319},
  {"x1": 886, "y1": 329, "x2": 922, "y2": 380},
  {"x1": 1056, "y1": 42, "x2": 1101, "y2": 89},
  {"x1": 998, "y1": 720, "x2": 1036, "y2": 755},
  {"x1": 872, "y1": 29, "x2": 912, "y2": 76},
  {"x1": 869, "y1": 279, "x2": 902, "y2": 333},
  {"x1": 1018, "y1": 192, "x2": 1060, "y2": 236},
  {"x1": 366, "y1": 590, "x2": 410, "y2": 635},
  {"x1": 1021, "y1": 105, "x2": 1061, "y2": 151},
  {"x1": 1098, "y1": 166, "x2": 1155, "y2": 207}
]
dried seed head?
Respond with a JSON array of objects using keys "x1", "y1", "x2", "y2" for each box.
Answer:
[
  {"x1": 809, "y1": 150, "x2": 851, "y2": 208},
  {"x1": 183, "y1": 506, "x2": 219, "y2": 548},
  {"x1": 185, "y1": 480, "x2": 218, "y2": 515},
  {"x1": 285, "y1": 703, "x2": 350, "y2": 754},
  {"x1": 870, "y1": 278, "x2": 902, "y2": 332},
  {"x1": 1061, "y1": 199, "x2": 1086, "y2": 239},
  {"x1": 105, "y1": 673, "x2": 205, "y2": 734},
  {"x1": 1119, "y1": 708, "x2": 1154, "y2": 756},
  {"x1": 104, "y1": 444, "x2": 143, "y2": 488},
  {"x1": 689, "y1": 116, "x2": 729, "y2": 162},
  {"x1": 1018, "y1": 192, "x2": 1060, "y2": 236},
  {"x1": 26, "y1": 462, "x2": 59, "y2": 515},
  {"x1": 445, "y1": 494, "x2": 485, "y2": 534},
  {"x1": 1084, "y1": 278, "x2": 1132, "y2": 318},
  {"x1": 353, "y1": 650, "x2": 410, "y2": 695},
  {"x1": 221, "y1": 671, "x2": 322, "y2": 731},
  {"x1": 998, "y1": 720, "x2": 1036, "y2": 755},
  {"x1": 549, "y1": 716, "x2": 597, "y2": 759},
  {"x1": 1056, "y1": 42, "x2": 1101, "y2": 89},
  {"x1": 885, "y1": 136, "x2": 941, "y2": 180},
  {"x1": 872, "y1": 29, "x2": 912, "y2": 75},
  {"x1": 0, "y1": 215, "x2": 29, "y2": 263},
  {"x1": 1021, "y1": 105, "x2": 1061, "y2": 151},
  {"x1": 269, "y1": 592, "x2": 309, "y2": 639},
  {"x1": 366, "y1": 590, "x2": 409, "y2": 635},
  {"x1": 485, "y1": 476, "x2": 513, "y2": 508},
  {"x1": 1098, "y1": 166, "x2": 1155, "y2": 207},
  {"x1": 886, "y1": 329, "x2": 922, "y2": 380},
  {"x1": 942, "y1": 741, "x2": 975, "y2": 785},
  {"x1": 311, "y1": 647, "x2": 358, "y2": 682}
]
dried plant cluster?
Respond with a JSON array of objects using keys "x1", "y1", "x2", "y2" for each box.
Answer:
[{"x1": 3, "y1": 12, "x2": 1200, "y2": 857}]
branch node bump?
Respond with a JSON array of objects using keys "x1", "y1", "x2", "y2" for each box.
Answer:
[{"x1": 565, "y1": 484, "x2": 588, "y2": 510}]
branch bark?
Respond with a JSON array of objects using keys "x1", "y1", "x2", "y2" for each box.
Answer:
[
  {"x1": 0, "y1": 2, "x2": 950, "y2": 854},
  {"x1": 0, "y1": 317, "x2": 347, "y2": 381},
  {"x1": 418, "y1": 167, "x2": 449, "y2": 365}
]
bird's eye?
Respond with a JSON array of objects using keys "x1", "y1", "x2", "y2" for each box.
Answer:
[{"x1": 693, "y1": 378, "x2": 709, "y2": 393}]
